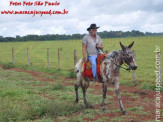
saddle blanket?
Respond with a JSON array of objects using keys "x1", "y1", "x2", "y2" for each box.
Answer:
[{"x1": 82, "y1": 54, "x2": 107, "y2": 79}]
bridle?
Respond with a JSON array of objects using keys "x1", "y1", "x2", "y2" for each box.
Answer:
[
  {"x1": 96, "y1": 46, "x2": 132, "y2": 72},
  {"x1": 109, "y1": 55, "x2": 132, "y2": 72}
]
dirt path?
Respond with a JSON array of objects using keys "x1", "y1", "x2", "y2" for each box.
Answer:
[
  {"x1": 1, "y1": 66, "x2": 162, "y2": 122},
  {"x1": 0, "y1": 65, "x2": 54, "y2": 82}
]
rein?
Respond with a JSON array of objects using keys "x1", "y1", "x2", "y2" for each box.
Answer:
[{"x1": 109, "y1": 58, "x2": 131, "y2": 72}]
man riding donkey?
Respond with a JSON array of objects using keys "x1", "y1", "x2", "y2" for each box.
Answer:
[
  {"x1": 74, "y1": 23, "x2": 138, "y2": 115},
  {"x1": 82, "y1": 23, "x2": 104, "y2": 83}
]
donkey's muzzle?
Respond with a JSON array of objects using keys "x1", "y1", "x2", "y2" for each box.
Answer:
[{"x1": 131, "y1": 65, "x2": 137, "y2": 70}]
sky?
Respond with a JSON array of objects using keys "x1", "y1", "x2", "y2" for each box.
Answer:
[{"x1": 0, "y1": 0, "x2": 163, "y2": 37}]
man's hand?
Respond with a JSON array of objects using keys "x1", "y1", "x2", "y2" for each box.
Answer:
[
  {"x1": 96, "y1": 43, "x2": 103, "y2": 49},
  {"x1": 83, "y1": 57, "x2": 87, "y2": 63}
]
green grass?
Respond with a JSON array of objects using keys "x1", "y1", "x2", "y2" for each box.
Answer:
[
  {"x1": 121, "y1": 92, "x2": 139, "y2": 99},
  {"x1": 1, "y1": 62, "x2": 15, "y2": 69},
  {"x1": 0, "y1": 67, "x2": 103, "y2": 121},
  {"x1": 0, "y1": 36, "x2": 162, "y2": 88},
  {"x1": 127, "y1": 106, "x2": 148, "y2": 116},
  {"x1": 0, "y1": 66, "x2": 162, "y2": 121},
  {"x1": 0, "y1": 36, "x2": 163, "y2": 121},
  {"x1": 111, "y1": 117, "x2": 123, "y2": 122}
]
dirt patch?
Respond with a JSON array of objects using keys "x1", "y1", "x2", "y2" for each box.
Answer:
[
  {"x1": 1, "y1": 66, "x2": 54, "y2": 82},
  {"x1": 66, "y1": 80, "x2": 163, "y2": 121},
  {"x1": 53, "y1": 76, "x2": 163, "y2": 121}
]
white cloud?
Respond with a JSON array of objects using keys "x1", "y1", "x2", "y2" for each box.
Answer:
[{"x1": 0, "y1": 0, "x2": 163, "y2": 37}]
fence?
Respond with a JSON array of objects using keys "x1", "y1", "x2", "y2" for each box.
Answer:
[{"x1": 10, "y1": 48, "x2": 138, "y2": 82}]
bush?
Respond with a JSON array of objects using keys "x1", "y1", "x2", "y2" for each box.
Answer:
[
  {"x1": 2, "y1": 63, "x2": 15, "y2": 69},
  {"x1": 67, "y1": 70, "x2": 76, "y2": 78}
]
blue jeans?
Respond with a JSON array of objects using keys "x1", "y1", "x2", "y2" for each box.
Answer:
[{"x1": 88, "y1": 55, "x2": 97, "y2": 78}]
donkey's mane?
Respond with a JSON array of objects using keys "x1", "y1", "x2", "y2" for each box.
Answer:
[{"x1": 105, "y1": 50, "x2": 122, "y2": 61}]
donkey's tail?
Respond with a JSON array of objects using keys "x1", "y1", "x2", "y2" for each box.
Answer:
[{"x1": 75, "y1": 59, "x2": 83, "y2": 74}]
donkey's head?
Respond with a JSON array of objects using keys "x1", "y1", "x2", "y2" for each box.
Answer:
[{"x1": 120, "y1": 41, "x2": 137, "y2": 70}]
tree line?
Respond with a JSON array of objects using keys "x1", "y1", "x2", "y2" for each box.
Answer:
[{"x1": 0, "y1": 30, "x2": 163, "y2": 42}]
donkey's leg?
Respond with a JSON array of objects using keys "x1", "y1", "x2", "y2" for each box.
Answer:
[
  {"x1": 82, "y1": 81, "x2": 92, "y2": 108},
  {"x1": 102, "y1": 83, "x2": 107, "y2": 112},
  {"x1": 74, "y1": 72, "x2": 83, "y2": 104},
  {"x1": 74, "y1": 83, "x2": 80, "y2": 103},
  {"x1": 114, "y1": 80, "x2": 127, "y2": 115}
]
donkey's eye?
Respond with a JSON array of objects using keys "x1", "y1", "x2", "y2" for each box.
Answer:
[{"x1": 128, "y1": 57, "x2": 133, "y2": 61}]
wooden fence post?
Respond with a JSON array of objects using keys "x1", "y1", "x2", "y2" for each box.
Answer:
[
  {"x1": 74, "y1": 50, "x2": 77, "y2": 68},
  {"x1": 47, "y1": 48, "x2": 50, "y2": 68},
  {"x1": 12, "y1": 48, "x2": 15, "y2": 64},
  {"x1": 27, "y1": 48, "x2": 30, "y2": 66},
  {"x1": 132, "y1": 50, "x2": 136, "y2": 82},
  {"x1": 58, "y1": 48, "x2": 61, "y2": 69}
]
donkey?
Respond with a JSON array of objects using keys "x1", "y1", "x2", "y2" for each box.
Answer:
[{"x1": 74, "y1": 41, "x2": 137, "y2": 115}]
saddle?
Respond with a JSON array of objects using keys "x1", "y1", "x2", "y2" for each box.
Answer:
[
  {"x1": 82, "y1": 54, "x2": 107, "y2": 80},
  {"x1": 85, "y1": 59, "x2": 92, "y2": 69}
]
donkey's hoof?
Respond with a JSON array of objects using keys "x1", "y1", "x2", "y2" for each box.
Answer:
[
  {"x1": 122, "y1": 111, "x2": 127, "y2": 115},
  {"x1": 74, "y1": 100, "x2": 78, "y2": 104},
  {"x1": 102, "y1": 108, "x2": 107, "y2": 112}
]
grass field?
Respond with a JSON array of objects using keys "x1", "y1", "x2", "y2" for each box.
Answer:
[
  {"x1": 0, "y1": 36, "x2": 163, "y2": 121},
  {"x1": 0, "y1": 36, "x2": 162, "y2": 85},
  {"x1": 0, "y1": 66, "x2": 162, "y2": 121}
]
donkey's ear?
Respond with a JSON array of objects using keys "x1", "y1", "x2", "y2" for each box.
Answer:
[
  {"x1": 128, "y1": 41, "x2": 134, "y2": 49},
  {"x1": 119, "y1": 41, "x2": 125, "y2": 50}
]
